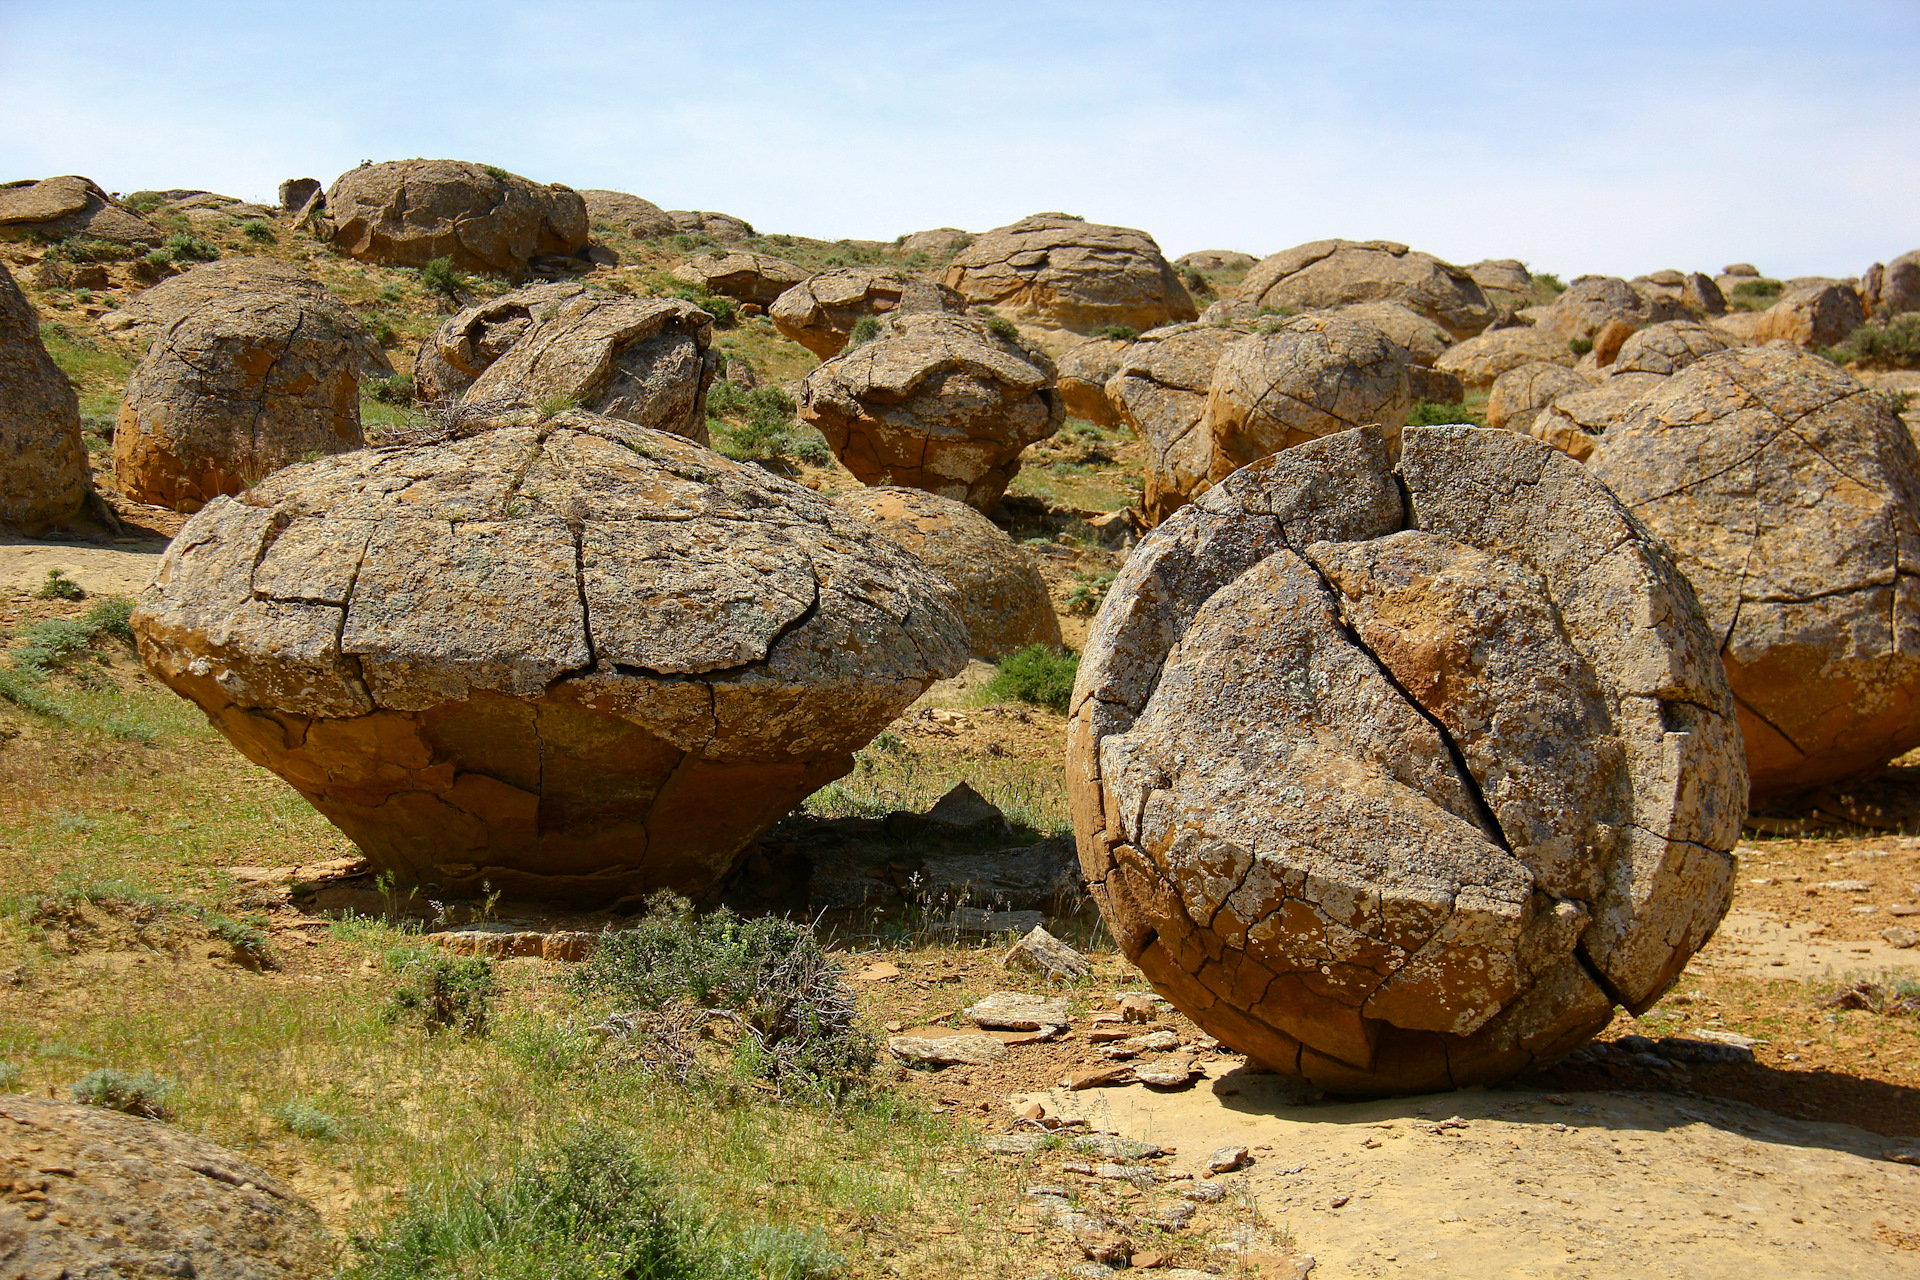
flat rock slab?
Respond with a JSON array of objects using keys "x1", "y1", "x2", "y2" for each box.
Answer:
[
  {"x1": 1004, "y1": 925, "x2": 1093, "y2": 982},
  {"x1": 966, "y1": 991, "x2": 1072, "y2": 1030},
  {"x1": 427, "y1": 923, "x2": 599, "y2": 962},
  {"x1": 887, "y1": 1033, "x2": 1009, "y2": 1067}
]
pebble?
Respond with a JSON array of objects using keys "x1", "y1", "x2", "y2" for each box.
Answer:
[
  {"x1": 1817, "y1": 880, "x2": 1874, "y2": 892},
  {"x1": 1206, "y1": 1144, "x2": 1251, "y2": 1174}
]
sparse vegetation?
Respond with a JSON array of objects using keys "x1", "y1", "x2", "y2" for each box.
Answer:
[
  {"x1": 707, "y1": 383, "x2": 829, "y2": 466},
  {"x1": 384, "y1": 954, "x2": 497, "y2": 1036},
  {"x1": 273, "y1": 1098, "x2": 344, "y2": 1140},
  {"x1": 163, "y1": 232, "x2": 220, "y2": 263},
  {"x1": 1823, "y1": 313, "x2": 1920, "y2": 370},
  {"x1": 845, "y1": 315, "x2": 880, "y2": 348},
  {"x1": 419, "y1": 256, "x2": 470, "y2": 303},
  {"x1": 34, "y1": 568, "x2": 86, "y2": 601},
  {"x1": 984, "y1": 316, "x2": 1021, "y2": 343},
  {"x1": 481, "y1": 164, "x2": 512, "y2": 183},
  {"x1": 1569, "y1": 336, "x2": 1595, "y2": 356},
  {"x1": 240, "y1": 218, "x2": 276, "y2": 243},
  {"x1": 984, "y1": 645, "x2": 1080, "y2": 712},
  {"x1": 365, "y1": 373, "x2": 414, "y2": 405},
  {"x1": 1406, "y1": 399, "x2": 1485, "y2": 427},
  {"x1": 1090, "y1": 324, "x2": 1139, "y2": 341},
  {"x1": 70, "y1": 1066, "x2": 176, "y2": 1119}
]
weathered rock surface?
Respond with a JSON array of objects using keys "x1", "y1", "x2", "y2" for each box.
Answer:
[
  {"x1": 1004, "y1": 925, "x2": 1093, "y2": 981},
  {"x1": 1862, "y1": 249, "x2": 1920, "y2": 316},
  {"x1": 769, "y1": 268, "x2": 966, "y2": 358},
  {"x1": 1525, "y1": 374, "x2": 1666, "y2": 462},
  {"x1": 1611, "y1": 319, "x2": 1729, "y2": 376},
  {"x1": 1067, "y1": 424, "x2": 1744, "y2": 1094},
  {"x1": 580, "y1": 188, "x2": 676, "y2": 239},
  {"x1": 278, "y1": 177, "x2": 322, "y2": 214},
  {"x1": 1328, "y1": 301, "x2": 1452, "y2": 366},
  {"x1": 835, "y1": 486, "x2": 1060, "y2": 658},
  {"x1": 0, "y1": 262, "x2": 90, "y2": 532},
  {"x1": 1203, "y1": 314, "x2": 1412, "y2": 481},
  {"x1": 133, "y1": 411, "x2": 968, "y2": 905},
  {"x1": 461, "y1": 293, "x2": 719, "y2": 444},
  {"x1": 114, "y1": 257, "x2": 394, "y2": 378},
  {"x1": 896, "y1": 227, "x2": 973, "y2": 260},
  {"x1": 1177, "y1": 250, "x2": 1258, "y2": 273},
  {"x1": 413, "y1": 281, "x2": 590, "y2": 402},
  {"x1": 114, "y1": 291, "x2": 367, "y2": 511},
  {"x1": 1107, "y1": 323, "x2": 1246, "y2": 526},
  {"x1": 1752, "y1": 282, "x2": 1866, "y2": 349},
  {"x1": 1531, "y1": 277, "x2": 1689, "y2": 341},
  {"x1": 668, "y1": 210, "x2": 754, "y2": 240},
  {"x1": 1486, "y1": 361, "x2": 1593, "y2": 433},
  {"x1": 967, "y1": 991, "x2": 1071, "y2": 1030},
  {"x1": 324, "y1": 160, "x2": 589, "y2": 274},
  {"x1": 1464, "y1": 259, "x2": 1532, "y2": 296},
  {"x1": 0, "y1": 175, "x2": 161, "y2": 245},
  {"x1": 1055, "y1": 337, "x2": 1130, "y2": 427},
  {"x1": 797, "y1": 312, "x2": 1064, "y2": 510},
  {"x1": 1590, "y1": 347, "x2": 1920, "y2": 800},
  {"x1": 1236, "y1": 240, "x2": 1493, "y2": 340},
  {"x1": 1433, "y1": 326, "x2": 1576, "y2": 390},
  {"x1": 0, "y1": 1094, "x2": 333, "y2": 1279},
  {"x1": 671, "y1": 251, "x2": 806, "y2": 306},
  {"x1": 941, "y1": 214, "x2": 1197, "y2": 333},
  {"x1": 888, "y1": 1034, "x2": 1007, "y2": 1067}
]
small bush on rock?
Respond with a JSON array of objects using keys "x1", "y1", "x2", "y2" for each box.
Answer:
[
  {"x1": 162, "y1": 233, "x2": 220, "y2": 263},
  {"x1": 985, "y1": 645, "x2": 1080, "y2": 711},
  {"x1": 1568, "y1": 336, "x2": 1595, "y2": 356},
  {"x1": 1090, "y1": 324, "x2": 1139, "y2": 341},
  {"x1": 1406, "y1": 400, "x2": 1484, "y2": 427},
  {"x1": 71, "y1": 1067, "x2": 176, "y2": 1119},
  {"x1": 845, "y1": 315, "x2": 880, "y2": 348},
  {"x1": 241, "y1": 219, "x2": 276, "y2": 243}
]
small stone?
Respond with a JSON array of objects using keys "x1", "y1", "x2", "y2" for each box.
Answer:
[
  {"x1": 965, "y1": 991, "x2": 1071, "y2": 1031},
  {"x1": 1330, "y1": 1194, "x2": 1351, "y2": 1209},
  {"x1": 1206, "y1": 1145, "x2": 1251, "y2": 1174},
  {"x1": 1072, "y1": 1135, "x2": 1165, "y2": 1161},
  {"x1": 1068, "y1": 1064, "x2": 1137, "y2": 1090},
  {"x1": 1016, "y1": 1101, "x2": 1047, "y2": 1121},
  {"x1": 1686, "y1": 1029, "x2": 1759, "y2": 1049},
  {"x1": 1096, "y1": 1163, "x2": 1155, "y2": 1184},
  {"x1": 1128, "y1": 1030, "x2": 1181, "y2": 1052},
  {"x1": 985, "y1": 1133, "x2": 1048, "y2": 1155},
  {"x1": 1134, "y1": 1057, "x2": 1201, "y2": 1088},
  {"x1": 1118, "y1": 995, "x2": 1159, "y2": 1024},
  {"x1": 853, "y1": 962, "x2": 901, "y2": 981},
  {"x1": 1179, "y1": 1181, "x2": 1227, "y2": 1203},
  {"x1": 1819, "y1": 880, "x2": 1875, "y2": 893},
  {"x1": 1882, "y1": 925, "x2": 1919, "y2": 949}
]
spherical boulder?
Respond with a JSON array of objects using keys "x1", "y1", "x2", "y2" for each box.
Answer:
[
  {"x1": 896, "y1": 227, "x2": 973, "y2": 260},
  {"x1": 413, "y1": 281, "x2": 589, "y2": 402},
  {"x1": 324, "y1": 160, "x2": 589, "y2": 274},
  {"x1": 114, "y1": 291, "x2": 366, "y2": 511},
  {"x1": 580, "y1": 188, "x2": 676, "y2": 239},
  {"x1": 1104, "y1": 322, "x2": 1246, "y2": 526},
  {"x1": 1067, "y1": 424, "x2": 1744, "y2": 1095},
  {"x1": 1590, "y1": 346, "x2": 1920, "y2": 801},
  {"x1": 133, "y1": 410, "x2": 968, "y2": 905},
  {"x1": 1434, "y1": 325, "x2": 1576, "y2": 390},
  {"x1": 669, "y1": 210, "x2": 754, "y2": 240},
  {"x1": 941, "y1": 214, "x2": 1197, "y2": 333},
  {"x1": 116, "y1": 257, "x2": 394, "y2": 379},
  {"x1": 1862, "y1": 249, "x2": 1919, "y2": 316},
  {"x1": 796, "y1": 312, "x2": 1064, "y2": 511},
  {"x1": 0, "y1": 262, "x2": 90, "y2": 532},
  {"x1": 1464, "y1": 258, "x2": 1532, "y2": 296},
  {"x1": 1524, "y1": 374, "x2": 1666, "y2": 462},
  {"x1": 1610, "y1": 319, "x2": 1729, "y2": 376},
  {"x1": 1328, "y1": 301, "x2": 1452, "y2": 366},
  {"x1": 1203, "y1": 314, "x2": 1411, "y2": 481},
  {"x1": 1486, "y1": 361, "x2": 1593, "y2": 433},
  {"x1": 1176, "y1": 250, "x2": 1257, "y2": 273},
  {"x1": 0, "y1": 175, "x2": 160, "y2": 246},
  {"x1": 835, "y1": 486, "x2": 1061, "y2": 660},
  {"x1": 1752, "y1": 282, "x2": 1866, "y2": 349},
  {"x1": 769, "y1": 268, "x2": 966, "y2": 359},
  {"x1": 671, "y1": 251, "x2": 805, "y2": 307},
  {"x1": 1236, "y1": 240, "x2": 1493, "y2": 340},
  {"x1": 1531, "y1": 277, "x2": 1688, "y2": 341}
]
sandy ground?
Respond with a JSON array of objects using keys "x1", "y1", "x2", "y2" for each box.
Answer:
[{"x1": 0, "y1": 535, "x2": 168, "y2": 598}]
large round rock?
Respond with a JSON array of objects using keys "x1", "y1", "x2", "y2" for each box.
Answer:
[
  {"x1": 941, "y1": 214, "x2": 1197, "y2": 333},
  {"x1": 1, "y1": 262, "x2": 90, "y2": 532},
  {"x1": 413, "y1": 281, "x2": 589, "y2": 402},
  {"x1": 1236, "y1": 240, "x2": 1493, "y2": 340},
  {"x1": 1590, "y1": 347, "x2": 1920, "y2": 801},
  {"x1": 325, "y1": 160, "x2": 589, "y2": 274},
  {"x1": 671, "y1": 252, "x2": 806, "y2": 306},
  {"x1": 132, "y1": 411, "x2": 968, "y2": 905},
  {"x1": 770, "y1": 268, "x2": 966, "y2": 359},
  {"x1": 836, "y1": 486, "x2": 1061, "y2": 660},
  {"x1": 1105, "y1": 322, "x2": 1246, "y2": 526},
  {"x1": 1067, "y1": 425, "x2": 1744, "y2": 1094},
  {"x1": 797, "y1": 313, "x2": 1064, "y2": 511}
]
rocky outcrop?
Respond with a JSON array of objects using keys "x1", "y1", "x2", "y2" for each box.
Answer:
[
  {"x1": 1176, "y1": 250, "x2": 1257, "y2": 273},
  {"x1": 1590, "y1": 347, "x2": 1920, "y2": 801},
  {"x1": 114, "y1": 289, "x2": 367, "y2": 511},
  {"x1": 797, "y1": 313, "x2": 1064, "y2": 510},
  {"x1": 1862, "y1": 249, "x2": 1919, "y2": 316},
  {"x1": 324, "y1": 160, "x2": 589, "y2": 274},
  {"x1": 1752, "y1": 282, "x2": 1866, "y2": 349},
  {"x1": 581, "y1": 189, "x2": 676, "y2": 239},
  {"x1": 668, "y1": 210, "x2": 754, "y2": 240},
  {"x1": 0, "y1": 262, "x2": 90, "y2": 532},
  {"x1": 1464, "y1": 259, "x2": 1532, "y2": 296},
  {"x1": 1068, "y1": 425, "x2": 1744, "y2": 1094},
  {"x1": 941, "y1": 214, "x2": 1197, "y2": 333},
  {"x1": 1525, "y1": 374, "x2": 1666, "y2": 462},
  {"x1": 0, "y1": 175, "x2": 161, "y2": 245},
  {"x1": 413, "y1": 281, "x2": 590, "y2": 402},
  {"x1": 1055, "y1": 337, "x2": 1130, "y2": 427},
  {"x1": 1610, "y1": 319, "x2": 1729, "y2": 376},
  {"x1": 836, "y1": 486, "x2": 1061, "y2": 659},
  {"x1": 1328, "y1": 301, "x2": 1451, "y2": 366},
  {"x1": 671, "y1": 251, "x2": 806, "y2": 306},
  {"x1": 1530, "y1": 277, "x2": 1688, "y2": 341},
  {"x1": 769, "y1": 268, "x2": 966, "y2": 358},
  {"x1": 1486, "y1": 361, "x2": 1593, "y2": 433},
  {"x1": 1433, "y1": 326, "x2": 1577, "y2": 390},
  {"x1": 1499, "y1": 322, "x2": 1729, "y2": 462},
  {"x1": 1236, "y1": 240, "x2": 1493, "y2": 340},
  {"x1": 0, "y1": 1095, "x2": 332, "y2": 1280},
  {"x1": 897, "y1": 228, "x2": 974, "y2": 260},
  {"x1": 133, "y1": 411, "x2": 968, "y2": 905},
  {"x1": 1107, "y1": 323, "x2": 1245, "y2": 526},
  {"x1": 1203, "y1": 314, "x2": 1411, "y2": 481}
]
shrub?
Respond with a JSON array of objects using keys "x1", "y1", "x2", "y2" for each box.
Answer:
[
  {"x1": 985, "y1": 645, "x2": 1080, "y2": 711},
  {"x1": 1064, "y1": 568, "x2": 1117, "y2": 616},
  {"x1": 0, "y1": 1062, "x2": 20, "y2": 1090},
  {"x1": 240, "y1": 219, "x2": 276, "y2": 243},
  {"x1": 385, "y1": 956, "x2": 497, "y2": 1036},
  {"x1": 203, "y1": 912, "x2": 275, "y2": 968},
  {"x1": 845, "y1": 315, "x2": 881, "y2": 348},
  {"x1": 1535, "y1": 272, "x2": 1566, "y2": 294},
  {"x1": 1568, "y1": 336, "x2": 1595, "y2": 357},
  {"x1": 35, "y1": 568, "x2": 85, "y2": 601},
  {"x1": 1823, "y1": 314, "x2": 1920, "y2": 370},
  {"x1": 273, "y1": 1098, "x2": 343, "y2": 1140},
  {"x1": 1090, "y1": 324, "x2": 1139, "y2": 341},
  {"x1": 84, "y1": 597, "x2": 136, "y2": 645},
  {"x1": 365, "y1": 374, "x2": 414, "y2": 405},
  {"x1": 1405, "y1": 400, "x2": 1481, "y2": 427},
  {"x1": 482, "y1": 164, "x2": 512, "y2": 183},
  {"x1": 419, "y1": 257, "x2": 469, "y2": 302},
  {"x1": 536, "y1": 392, "x2": 579, "y2": 421},
  {"x1": 46, "y1": 237, "x2": 125, "y2": 264},
  {"x1": 163, "y1": 232, "x2": 220, "y2": 263},
  {"x1": 697, "y1": 293, "x2": 736, "y2": 328},
  {"x1": 1731, "y1": 278, "x2": 1782, "y2": 300},
  {"x1": 985, "y1": 316, "x2": 1021, "y2": 343},
  {"x1": 71, "y1": 1067, "x2": 175, "y2": 1119}
]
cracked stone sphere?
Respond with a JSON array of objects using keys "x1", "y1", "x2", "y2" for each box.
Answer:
[
  {"x1": 1589, "y1": 346, "x2": 1920, "y2": 802},
  {"x1": 1067, "y1": 425, "x2": 1745, "y2": 1095},
  {"x1": 769, "y1": 267, "x2": 966, "y2": 359},
  {"x1": 132, "y1": 410, "x2": 969, "y2": 906},
  {"x1": 412, "y1": 281, "x2": 589, "y2": 402},
  {"x1": 324, "y1": 159, "x2": 588, "y2": 274},
  {"x1": 941, "y1": 213, "x2": 1197, "y2": 333},
  {"x1": 1104, "y1": 322, "x2": 1246, "y2": 527}
]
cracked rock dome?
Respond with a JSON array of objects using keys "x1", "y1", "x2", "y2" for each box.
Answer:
[
  {"x1": 132, "y1": 410, "x2": 968, "y2": 905},
  {"x1": 1067, "y1": 425, "x2": 1746, "y2": 1094}
]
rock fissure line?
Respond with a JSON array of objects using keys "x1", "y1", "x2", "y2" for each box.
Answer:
[
  {"x1": 1571, "y1": 940, "x2": 1636, "y2": 1013},
  {"x1": 1729, "y1": 688, "x2": 1807, "y2": 758}
]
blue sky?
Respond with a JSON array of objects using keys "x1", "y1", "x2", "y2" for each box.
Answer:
[{"x1": 2, "y1": 1, "x2": 1915, "y2": 279}]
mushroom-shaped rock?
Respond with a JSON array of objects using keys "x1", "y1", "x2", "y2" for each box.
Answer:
[
  {"x1": 668, "y1": 210, "x2": 755, "y2": 240},
  {"x1": 114, "y1": 291, "x2": 366, "y2": 511},
  {"x1": 461, "y1": 294, "x2": 720, "y2": 444},
  {"x1": 1203, "y1": 314, "x2": 1411, "y2": 481},
  {"x1": 797, "y1": 312, "x2": 1064, "y2": 511},
  {"x1": 580, "y1": 188, "x2": 676, "y2": 239},
  {"x1": 1236, "y1": 240, "x2": 1493, "y2": 340},
  {"x1": 1610, "y1": 319, "x2": 1729, "y2": 376},
  {"x1": 115, "y1": 257, "x2": 394, "y2": 378},
  {"x1": 1531, "y1": 277, "x2": 1688, "y2": 341},
  {"x1": 0, "y1": 1095, "x2": 333, "y2": 1280},
  {"x1": 671, "y1": 251, "x2": 805, "y2": 306},
  {"x1": 1106, "y1": 323, "x2": 1246, "y2": 526},
  {"x1": 324, "y1": 160, "x2": 589, "y2": 274},
  {"x1": 132, "y1": 412, "x2": 969, "y2": 904},
  {"x1": 1486, "y1": 361, "x2": 1593, "y2": 433},
  {"x1": 1434, "y1": 326, "x2": 1576, "y2": 391},
  {"x1": 835, "y1": 486, "x2": 1061, "y2": 659},
  {"x1": 941, "y1": 214, "x2": 1197, "y2": 333},
  {"x1": 1589, "y1": 347, "x2": 1920, "y2": 801},
  {"x1": 769, "y1": 268, "x2": 966, "y2": 359},
  {"x1": 1752, "y1": 282, "x2": 1866, "y2": 349},
  {"x1": 1055, "y1": 337, "x2": 1131, "y2": 427},
  {"x1": 1067, "y1": 425, "x2": 1745, "y2": 1095},
  {"x1": 413, "y1": 281, "x2": 590, "y2": 402},
  {"x1": 1, "y1": 262, "x2": 91, "y2": 532},
  {"x1": 0, "y1": 175, "x2": 161, "y2": 245}
]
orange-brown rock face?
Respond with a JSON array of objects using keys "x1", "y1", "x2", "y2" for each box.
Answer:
[
  {"x1": 0, "y1": 261, "x2": 90, "y2": 532},
  {"x1": 133, "y1": 412, "x2": 968, "y2": 906},
  {"x1": 1235, "y1": 240, "x2": 1493, "y2": 340},
  {"x1": 1067, "y1": 425, "x2": 1745, "y2": 1095},
  {"x1": 941, "y1": 214, "x2": 1197, "y2": 334},
  {"x1": 770, "y1": 268, "x2": 966, "y2": 359},
  {"x1": 324, "y1": 159, "x2": 588, "y2": 275}
]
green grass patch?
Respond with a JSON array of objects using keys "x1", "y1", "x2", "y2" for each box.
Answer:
[
  {"x1": 1823, "y1": 314, "x2": 1920, "y2": 370},
  {"x1": 984, "y1": 645, "x2": 1080, "y2": 712}
]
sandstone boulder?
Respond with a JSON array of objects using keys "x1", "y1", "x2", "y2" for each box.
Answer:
[
  {"x1": 1433, "y1": 325, "x2": 1577, "y2": 390},
  {"x1": 1329, "y1": 301, "x2": 1451, "y2": 366},
  {"x1": 669, "y1": 210, "x2": 755, "y2": 240},
  {"x1": 769, "y1": 268, "x2": 966, "y2": 359},
  {"x1": 1176, "y1": 250, "x2": 1257, "y2": 273},
  {"x1": 1486, "y1": 361, "x2": 1593, "y2": 433},
  {"x1": 0, "y1": 175, "x2": 161, "y2": 245},
  {"x1": 0, "y1": 262, "x2": 90, "y2": 532},
  {"x1": 114, "y1": 257, "x2": 394, "y2": 378},
  {"x1": 1107, "y1": 323, "x2": 1245, "y2": 526},
  {"x1": 1464, "y1": 259, "x2": 1532, "y2": 295},
  {"x1": 114, "y1": 291, "x2": 366, "y2": 511},
  {"x1": 413, "y1": 281, "x2": 590, "y2": 402},
  {"x1": 581, "y1": 188, "x2": 676, "y2": 239},
  {"x1": 897, "y1": 228, "x2": 974, "y2": 260},
  {"x1": 1055, "y1": 337, "x2": 1131, "y2": 427},
  {"x1": 836, "y1": 486, "x2": 1061, "y2": 659},
  {"x1": 1862, "y1": 250, "x2": 1920, "y2": 316},
  {"x1": 0, "y1": 1095, "x2": 332, "y2": 1279},
  {"x1": 1532, "y1": 277, "x2": 1688, "y2": 341},
  {"x1": 1610, "y1": 319, "x2": 1729, "y2": 376},
  {"x1": 797, "y1": 312, "x2": 1064, "y2": 510},
  {"x1": 461, "y1": 294, "x2": 720, "y2": 444},
  {"x1": 1204, "y1": 314, "x2": 1411, "y2": 481},
  {"x1": 1236, "y1": 240, "x2": 1493, "y2": 340},
  {"x1": 671, "y1": 251, "x2": 806, "y2": 306},
  {"x1": 133, "y1": 411, "x2": 968, "y2": 904},
  {"x1": 941, "y1": 214, "x2": 1197, "y2": 333},
  {"x1": 1068, "y1": 424, "x2": 1744, "y2": 1094},
  {"x1": 324, "y1": 160, "x2": 589, "y2": 274},
  {"x1": 1752, "y1": 282, "x2": 1866, "y2": 349},
  {"x1": 1525, "y1": 374, "x2": 1667, "y2": 462},
  {"x1": 1683, "y1": 272, "x2": 1727, "y2": 315},
  {"x1": 278, "y1": 177, "x2": 322, "y2": 214},
  {"x1": 1590, "y1": 347, "x2": 1920, "y2": 800}
]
